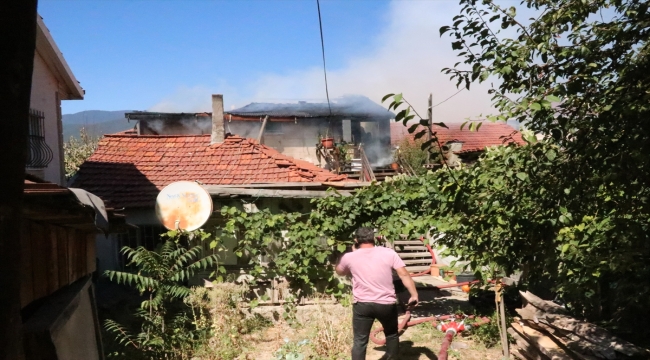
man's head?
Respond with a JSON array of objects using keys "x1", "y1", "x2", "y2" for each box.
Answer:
[{"x1": 354, "y1": 227, "x2": 376, "y2": 245}]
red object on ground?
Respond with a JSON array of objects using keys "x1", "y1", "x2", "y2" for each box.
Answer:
[{"x1": 438, "y1": 331, "x2": 455, "y2": 360}]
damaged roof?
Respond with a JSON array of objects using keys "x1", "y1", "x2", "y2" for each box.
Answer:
[
  {"x1": 227, "y1": 95, "x2": 394, "y2": 120},
  {"x1": 390, "y1": 121, "x2": 526, "y2": 153},
  {"x1": 71, "y1": 134, "x2": 351, "y2": 208}
]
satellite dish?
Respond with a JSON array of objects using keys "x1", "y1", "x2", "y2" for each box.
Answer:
[{"x1": 155, "y1": 181, "x2": 213, "y2": 231}]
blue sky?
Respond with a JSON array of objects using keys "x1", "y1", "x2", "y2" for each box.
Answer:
[{"x1": 39, "y1": 0, "x2": 497, "y2": 121}]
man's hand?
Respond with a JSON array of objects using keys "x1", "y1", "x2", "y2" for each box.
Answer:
[
  {"x1": 396, "y1": 267, "x2": 419, "y2": 308},
  {"x1": 407, "y1": 296, "x2": 419, "y2": 307}
]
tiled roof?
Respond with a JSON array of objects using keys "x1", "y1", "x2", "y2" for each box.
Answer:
[
  {"x1": 71, "y1": 134, "x2": 349, "y2": 208},
  {"x1": 390, "y1": 121, "x2": 526, "y2": 153},
  {"x1": 228, "y1": 95, "x2": 394, "y2": 120}
]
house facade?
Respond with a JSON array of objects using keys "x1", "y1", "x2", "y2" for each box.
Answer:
[
  {"x1": 125, "y1": 95, "x2": 395, "y2": 169},
  {"x1": 27, "y1": 15, "x2": 84, "y2": 185},
  {"x1": 71, "y1": 95, "x2": 360, "y2": 274}
]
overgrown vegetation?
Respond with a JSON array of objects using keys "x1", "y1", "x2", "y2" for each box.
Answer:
[
  {"x1": 63, "y1": 127, "x2": 100, "y2": 180},
  {"x1": 103, "y1": 230, "x2": 223, "y2": 359},
  {"x1": 222, "y1": 0, "x2": 650, "y2": 345},
  {"x1": 394, "y1": 138, "x2": 431, "y2": 175}
]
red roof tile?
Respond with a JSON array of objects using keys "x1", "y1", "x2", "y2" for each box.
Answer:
[
  {"x1": 390, "y1": 121, "x2": 526, "y2": 153},
  {"x1": 71, "y1": 134, "x2": 350, "y2": 208}
]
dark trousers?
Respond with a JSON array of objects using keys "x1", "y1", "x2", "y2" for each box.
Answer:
[{"x1": 352, "y1": 302, "x2": 399, "y2": 360}]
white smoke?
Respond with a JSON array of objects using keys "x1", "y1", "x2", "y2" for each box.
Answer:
[{"x1": 148, "y1": 1, "x2": 496, "y2": 121}]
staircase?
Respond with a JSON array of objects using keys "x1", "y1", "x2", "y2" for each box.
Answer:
[{"x1": 392, "y1": 239, "x2": 434, "y2": 275}]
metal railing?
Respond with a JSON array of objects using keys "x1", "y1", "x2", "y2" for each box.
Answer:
[{"x1": 26, "y1": 109, "x2": 53, "y2": 168}]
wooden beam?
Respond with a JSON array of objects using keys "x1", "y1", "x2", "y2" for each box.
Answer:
[
  {"x1": 20, "y1": 221, "x2": 33, "y2": 308},
  {"x1": 256, "y1": 115, "x2": 269, "y2": 143},
  {"x1": 203, "y1": 186, "x2": 351, "y2": 198}
]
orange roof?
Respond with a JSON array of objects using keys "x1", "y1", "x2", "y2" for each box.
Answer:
[
  {"x1": 71, "y1": 134, "x2": 349, "y2": 208},
  {"x1": 390, "y1": 121, "x2": 526, "y2": 153}
]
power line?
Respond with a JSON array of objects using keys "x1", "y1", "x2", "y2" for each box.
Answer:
[
  {"x1": 316, "y1": 0, "x2": 332, "y2": 117},
  {"x1": 431, "y1": 88, "x2": 465, "y2": 109}
]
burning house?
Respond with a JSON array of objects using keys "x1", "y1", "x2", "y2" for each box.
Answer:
[
  {"x1": 71, "y1": 95, "x2": 363, "y2": 276},
  {"x1": 125, "y1": 95, "x2": 395, "y2": 180}
]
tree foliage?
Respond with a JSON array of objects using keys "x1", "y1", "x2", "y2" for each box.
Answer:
[
  {"x1": 224, "y1": 0, "x2": 650, "y2": 344},
  {"x1": 63, "y1": 127, "x2": 100, "y2": 180},
  {"x1": 438, "y1": 0, "x2": 650, "y2": 337},
  {"x1": 104, "y1": 230, "x2": 223, "y2": 359}
]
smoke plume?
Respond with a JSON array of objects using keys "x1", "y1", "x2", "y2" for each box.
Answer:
[{"x1": 148, "y1": 1, "x2": 496, "y2": 121}]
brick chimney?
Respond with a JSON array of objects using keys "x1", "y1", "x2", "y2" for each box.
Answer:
[{"x1": 211, "y1": 94, "x2": 225, "y2": 144}]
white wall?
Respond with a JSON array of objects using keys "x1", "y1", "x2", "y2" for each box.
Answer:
[{"x1": 29, "y1": 51, "x2": 65, "y2": 185}]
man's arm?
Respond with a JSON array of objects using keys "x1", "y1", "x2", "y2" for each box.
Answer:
[
  {"x1": 395, "y1": 267, "x2": 419, "y2": 305},
  {"x1": 335, "y1": 263, "x2": 349, "y2": 276},
  {"x1": 335, "y1": 252, "x2": 350, "y2": 276}
]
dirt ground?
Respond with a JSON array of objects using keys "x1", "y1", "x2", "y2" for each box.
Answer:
[{"x1": 242, "y1": 289, "x2": 503, "y2": 360}]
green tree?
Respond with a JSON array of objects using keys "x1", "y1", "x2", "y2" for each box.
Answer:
[
  {"x1": 223, "y1": 0, "x2": 650, "y2": 344},
  {"x1": 435, "y1": 0, "x2": 650, "y2": 338},
  {"x1": 63, "y1": 127, "x2": 100, "y2": 180},
  {"x1": 104, "y1": 230, "x2": 223, "y2": 359}
]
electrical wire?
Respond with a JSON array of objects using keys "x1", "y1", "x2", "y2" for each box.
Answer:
[
  {"x1": 431, "y1": 88, "x2": 465, "y2": 109},
  {"x1": 316, "y1": 0, "x2": 332, "y2": 117}
]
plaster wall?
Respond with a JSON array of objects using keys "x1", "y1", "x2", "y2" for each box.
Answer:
[{"x1": 29, "y1": 51, "x2": 65, "y2": 185}]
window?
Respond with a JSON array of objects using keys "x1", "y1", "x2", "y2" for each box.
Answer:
[{"x1": 26, "y1": 109, "x2": 53, "y2": 168}]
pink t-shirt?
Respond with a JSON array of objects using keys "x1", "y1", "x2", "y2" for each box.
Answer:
[{"x1": 338, "y1": 246, "x2": 406, "y2": 304}]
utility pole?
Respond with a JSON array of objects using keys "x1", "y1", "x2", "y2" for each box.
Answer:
[{"x1": 426, "y1": 93, "x2": 433, "y2": 164}]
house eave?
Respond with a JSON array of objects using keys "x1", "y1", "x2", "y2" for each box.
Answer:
[{"x1": 35, "y1": 15, "x2": 84, "y2": 100}]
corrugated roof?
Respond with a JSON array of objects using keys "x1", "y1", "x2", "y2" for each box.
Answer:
[
  {"x1": 391, "y1": 121, "x2": 526, "y2": 153},
  {"x1": 71, "y1": 134, "x2": 351, "y2": 208},
  {"x1": 227, "y1": 95, "x2": 394, "y2": 120}
]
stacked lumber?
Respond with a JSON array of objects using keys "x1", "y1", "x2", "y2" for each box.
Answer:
[{"x1": 509, "y1": 291, "x2": 650, "y2": 360}]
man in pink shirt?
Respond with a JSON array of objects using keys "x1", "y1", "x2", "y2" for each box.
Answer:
[{"x1": 336, "y1": 227, "x2": 419, "y2": 360}]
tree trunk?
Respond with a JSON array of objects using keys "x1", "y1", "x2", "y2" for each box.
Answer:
[{"x1": 0, "y1": 1, "x2": 38, "y2": 359}]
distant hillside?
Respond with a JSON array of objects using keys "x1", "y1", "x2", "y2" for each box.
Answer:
[{"x1": 62, "y1": 110, "x2": 135, "y2": 139}]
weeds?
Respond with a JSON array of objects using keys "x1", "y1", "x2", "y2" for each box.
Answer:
[
  {"x1": 307, "y1": 301, "x2": 353, "y2": 359},
  {"x1": 188, "y1": 283, "x2": 272, "y2": 360},
  {"x1": 467, "y1": 310, "x2": 512, "y2": 348},
  {"x1": 274, "y1": 339, "x2": 309, "y2": 360}
]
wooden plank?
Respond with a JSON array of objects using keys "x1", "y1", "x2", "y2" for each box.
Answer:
[
  {"x1": 20, "y1": 220, "x2": 34, "y2": 308},
  {"x1": 397, "y1": 252, "x2": 432, "y2": 259},
  {"x1": 402, "y1": 258, "x2": 433, "y2": 265},
  {"x1": 86, "y1": 232, "x2": 96, "y2": 274},
  {"x1": 520, "y1": 291, "x2": 567, "y2": 315},
  {"x1": 46, "y1": 224, "x2": 59, "y2": 294},
  {"x1": 511, "y1": 322, "x2": 572, "y2": 360},
  {"x1": 67, "y1": 227, "x2": 76, "y2": 284},
  {"x1": 394, "y1": 240, "x2": 423, "y2": 246},
  {"x1": 405, "y1": 265, "x2": 432, "y2": 273},
  {"x1": 516, "y1": 304, "x2": 547, "y2": 323},
  {"x1": 545, "y1": 314, "x2": 650, "y2": 358},
  {"x1": 511, "y1": 347, "x2": 534, "y2": 360},
  {"x1": 508, "y1": 327, "x2": 549, "y2": 360},
  {"x1": 398, "y1": 245, "x2": 430, "y2": 251},
  {"x1": 78, "y1": 230, "x2": 87, "y2": 277},
  {"x1": 30, "y1": 222, "x2": 48, "y2": 301},
  {"x1": 56, "y1": 226, "x2": 69, "y2": 286},
  {"x1": 525, "y1": 320, "x2": 606, "y2": 360}
]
